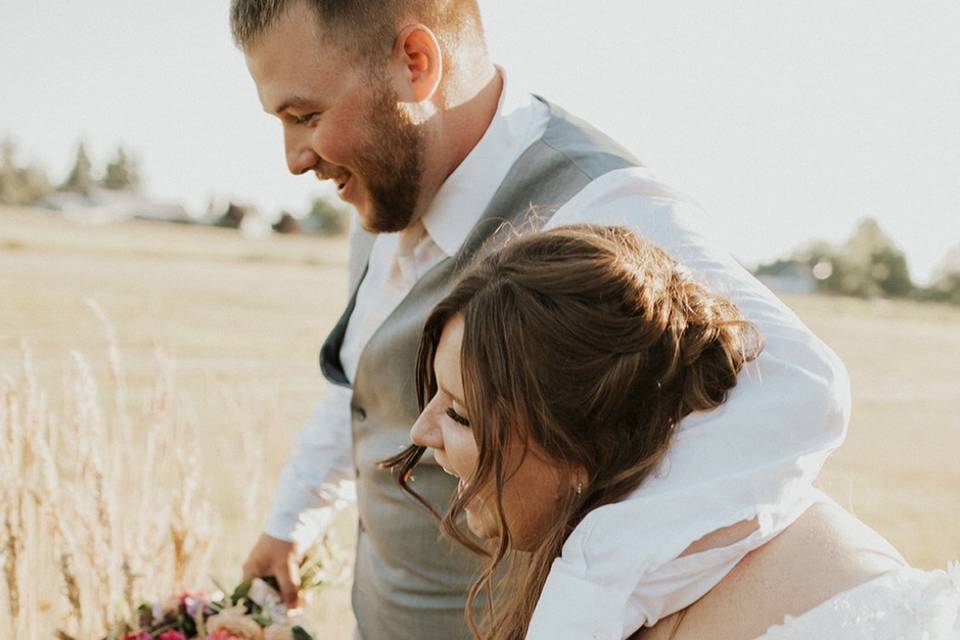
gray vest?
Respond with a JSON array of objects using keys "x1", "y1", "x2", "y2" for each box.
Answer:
[{"x1": 320, "y1": 98, "x2": 640, "y2": 640}]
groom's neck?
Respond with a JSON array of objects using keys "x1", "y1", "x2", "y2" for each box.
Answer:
[{"x1": 415, "y1": 63, "x2": 503, "y2": 217}]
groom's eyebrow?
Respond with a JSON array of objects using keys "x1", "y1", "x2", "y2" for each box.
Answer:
[{"x1": 269, "y1": 95, "x2": 312, "y2": 115}]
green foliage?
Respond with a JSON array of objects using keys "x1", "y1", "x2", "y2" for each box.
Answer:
[
  {"x1": 100, "y1": 146, "x2": 140, "y2": 191},
  {"x1": 230, "y1": 578, "x2": 253, "y2": 604},
  {"x1": 304, "y1": 196, "x2": 349, "y2": 236},
  {"x1": 919, "y1": 245, "x2": 960, "y2": 305},
  {"x1": 60, "y1": 142, "x2": 94, "y2": 195},
  {"x1": 272, "y1": 211, "x2": 302, "y2": 234},
  {"x1": 920, "y1": 273, "x2": 960, "y2": 305},
  {"x1": 0, "y1": 137, "x2": 53, "y2": 205},
  {"x1": 827, "y1": 218, "x2": 913, "y2": 298},
  {"x1": 292, "y1": 626, "x2": 313, "y2": 640},
  {"x1": 214, "y1": 203, "x2": 249, "y2": 229},
  {"x1": 755, "y1": 218, "x2": 918, "y2": 301}
]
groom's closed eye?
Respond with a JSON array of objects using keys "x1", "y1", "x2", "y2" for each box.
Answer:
[
  {"x1": 445, "y1": 407, "x2": 471, "y2": 427},
  {"x1": 290, "y1": 112, "x2": 321, "y2": 126}
]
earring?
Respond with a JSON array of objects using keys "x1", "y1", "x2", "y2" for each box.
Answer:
[{"x1": 576, "y1": 480, "x2": 583, "y2": 496}]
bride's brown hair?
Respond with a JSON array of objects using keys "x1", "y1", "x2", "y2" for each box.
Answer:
[{"x1": 382, "y1": 224, "x2": 762, "y2": 639}]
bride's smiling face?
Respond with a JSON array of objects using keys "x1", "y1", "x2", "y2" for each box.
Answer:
[{"x1": 409, "y1": 314, "x2": 569, "y2": 549}]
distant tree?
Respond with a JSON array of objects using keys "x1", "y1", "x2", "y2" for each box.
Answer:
[
  {"x1": 871, "y1": 245, "x2": 913, "y2": 297},
  {"x1": 921, "y1": 244, "x2": 960, "y2": 305},
  {"x1": 838, "y1": 218, "x2": 913, "y2": 298},
  {"x1": 15, "y1": 165, "x2": 52, "y2": 205},
  {"x1": 931, "y1": 244, "x2": 960, "y2": 283},
  {"x1": 924, "y1": 272, "x2": 960, "y2": 305},
  {"x1": 215, "y1": 202, "x2": 250, "y2": 229},
  {"x1": 0, "y1": 139, "x2": 17, "y2": 203},
  {"x1": 0, "y1": 137, "x2": 52, "y2": 206},
  {"x1": 753, "y1": 219, "x2": 915, "y2": 300},
  {"x1": 304, "y1": 196, "x2": 349, "y2": 236},
  {"x1": 101, "y1": 146, "x2": 140, "y2": 191},
  {"x1": 272, "y1": 211, "x2": 302, "y2": 234},
  {"x1": 804, "y1": 218, "x2": 914, "y2": 299},
  {"x1": 60, "y1": 142, "x2": 94, "y2": 195},
  {"x1": 753, "y1": 257, "x2": 798, "y2": 277}
]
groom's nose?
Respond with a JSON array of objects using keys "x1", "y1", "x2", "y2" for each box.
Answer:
[
  {"x1": 284, "y1": 125, "x2": 319, "y2": 175},
  {"x1": 410, "y1": 397, "x2": 444, "y2": 450}
]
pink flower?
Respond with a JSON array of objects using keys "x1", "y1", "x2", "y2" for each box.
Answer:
[
  {"x1": 158, "y1": 632, "x2": 188, "y2": 640},
  {"x1": 180, "y1": 592, "x2": 208, "y2": 616},
  {"x1": 209, "y1": 630, "x2": 249, "y2": 640},
  {"x1": 122, "y1": 633, "x2": 150, "y2": 640}
]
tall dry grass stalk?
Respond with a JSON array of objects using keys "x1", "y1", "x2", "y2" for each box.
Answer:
[{"x1": 0, "y1": 306, "x2": 268, "y2": 638}]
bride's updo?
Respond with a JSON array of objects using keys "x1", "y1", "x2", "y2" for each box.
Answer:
[{"x1": 384, "y1": 224, "x2": 762, "y2": 639}]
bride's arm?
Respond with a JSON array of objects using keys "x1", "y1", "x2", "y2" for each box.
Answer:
[
  {"x1": 528, "y1": 167, "x2": 851, "y2": 638},
  {"x1": 639, "y1": 502, "x2": 906, "y2": 640}
]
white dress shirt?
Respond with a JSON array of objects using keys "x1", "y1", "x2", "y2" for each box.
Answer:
[
  {"x1": 265, "y1": 70, "x2": 549, "y2": 539},
  {"x1": 266, "y1": 70, "x2": 850, "y2": 638}
]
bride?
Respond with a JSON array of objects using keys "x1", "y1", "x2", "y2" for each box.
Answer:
[{"x1": 382, "y1": 224, "x2": 958, "y2": 639}]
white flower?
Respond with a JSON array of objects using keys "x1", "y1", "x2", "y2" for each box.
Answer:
[
  {"x1": 206, "y1": 605, "x2": 264, "y2": 639},
  {"x1": 248, "y1": 577, "x2": 288, "y2": 623}
]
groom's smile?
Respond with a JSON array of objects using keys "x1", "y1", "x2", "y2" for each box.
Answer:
[{"x1": 242, "y1": 0, "x2": 426, "y2": 233}]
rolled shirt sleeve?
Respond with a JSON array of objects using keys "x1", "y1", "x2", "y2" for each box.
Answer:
[
  {"x1": 528, "y1": 167, "x2": 851, "y2": 638},
  {"x1": 264, "y1": 383, "x2": 355, "y2": 542}
]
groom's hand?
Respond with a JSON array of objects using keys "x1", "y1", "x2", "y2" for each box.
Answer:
[{"x1": 242, "y1": 533, "x2": 302, "y2": 609}]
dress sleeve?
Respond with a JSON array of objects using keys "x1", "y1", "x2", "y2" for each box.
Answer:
[
  {"x1": 264, "y1": 383, "x2": 355, "y2": 542},
  {"x1": 529, "y1": 167, "x2": 850, "y2": 638}
]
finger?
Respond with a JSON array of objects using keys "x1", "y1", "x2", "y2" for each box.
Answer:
[
  {"x1": 275, "y1": 560, "x2": 301, "y2": 609},
  {"x1": 242, "y1": 549, "x2": 268, "y2": 581}
]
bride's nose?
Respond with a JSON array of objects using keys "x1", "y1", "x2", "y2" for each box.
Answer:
[{"x1": 410, "y1": 397, "x2": 444, "y2": 450}]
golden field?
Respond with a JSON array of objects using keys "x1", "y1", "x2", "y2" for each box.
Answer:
[{"x1": 1, "y1": 205, "x2": 958, "y2": 636}]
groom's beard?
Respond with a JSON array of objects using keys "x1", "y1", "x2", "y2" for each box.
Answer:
[{"x1": 353, "y1": 85, "x2": 426, "y2": 233}]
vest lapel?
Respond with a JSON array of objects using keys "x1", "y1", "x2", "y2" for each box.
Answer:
[{"x1": 319, "y1": 262, "x2": 366, "y2": 387}]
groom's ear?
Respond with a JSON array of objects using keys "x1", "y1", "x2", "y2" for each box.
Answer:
[{"x1": 389, "y1": 24, "x2": 443, "y2": 104}]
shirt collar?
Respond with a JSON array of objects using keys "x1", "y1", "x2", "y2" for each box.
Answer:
[{"x1": 420, "y1": 67, "x2": 550, "y2": 258}]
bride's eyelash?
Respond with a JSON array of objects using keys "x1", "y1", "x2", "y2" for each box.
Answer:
[{"x1": 445, "y1": 407, "x2": 471, "y2": 427}]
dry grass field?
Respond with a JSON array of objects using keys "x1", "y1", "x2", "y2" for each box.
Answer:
[
  {"x1": 1, "y1": 205, "x2": 957, "y2": 636},
  {"x1": 788, "y1": 293, "x2": 960, "y2": 569}
]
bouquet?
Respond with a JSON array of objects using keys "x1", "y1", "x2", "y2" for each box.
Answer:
[
  {"x1": 105, "y1": 577, "x2": 313, "y2": 640},
  {"x1": 92, "y1": 481, "x2": 357, "y2": 640}
]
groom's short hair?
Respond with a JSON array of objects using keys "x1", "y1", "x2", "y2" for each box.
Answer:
[{"x1": 230, "y1": 0, "x2": 485, "y2": 63}]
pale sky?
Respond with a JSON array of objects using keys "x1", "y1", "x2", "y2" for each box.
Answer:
[{"x1": 2, "y1": 1, "x2": 958, "y2": 282}]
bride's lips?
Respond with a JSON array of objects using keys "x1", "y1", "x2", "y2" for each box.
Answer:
[{"x1": 439, "y1": 464, "x2": 467, "y2": 498}]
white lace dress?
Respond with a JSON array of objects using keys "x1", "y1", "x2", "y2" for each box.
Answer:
[{"x1": 759, "y1": 563, "x2": 960, "y2": 639}]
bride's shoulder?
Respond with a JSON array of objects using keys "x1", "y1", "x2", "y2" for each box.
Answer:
[
  {"x1": 640, "y1": 503, "x2": 906, "y2": 640},
  {"x1": 747, "y1": 501, "x2": 907, "y2": 591}
]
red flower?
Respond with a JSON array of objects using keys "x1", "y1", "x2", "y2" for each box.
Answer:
[
  {"x1": 122, "y1": 633, "x2": 150, "y2": 640},
  {"x1": 158, "y1": 631, "x2": 188, "y2": 640}
]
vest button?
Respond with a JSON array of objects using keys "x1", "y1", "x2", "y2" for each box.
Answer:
[{"x1": 352, "y1": 406, "x2": 367, "y2": 421}]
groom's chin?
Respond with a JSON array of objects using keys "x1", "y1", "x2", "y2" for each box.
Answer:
[{"x1": 358, "y1": 205, "x2": 418, "y2": 234}]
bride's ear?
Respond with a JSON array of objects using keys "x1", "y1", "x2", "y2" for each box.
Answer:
[{"x1": 565, "y1": 467, "x2": 588, "y2": 499}]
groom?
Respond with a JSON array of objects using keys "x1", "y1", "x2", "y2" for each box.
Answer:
[{"x1": 233, "y1": 1, "x2": 849, "y2": 638}]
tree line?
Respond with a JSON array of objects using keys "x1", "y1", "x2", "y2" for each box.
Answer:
[
  {"x1": 3, "y1": 139, "x2": 955, "y2": 294},
  {"x1": 0, "y1": 139, "x2": 139, "y2": 206},
  {"x1": 755, "y1": 218, "x2": 960, "y2": 305},
  {"x1": 1, "y1": 137, "x2": 349, "y2": 236}
]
